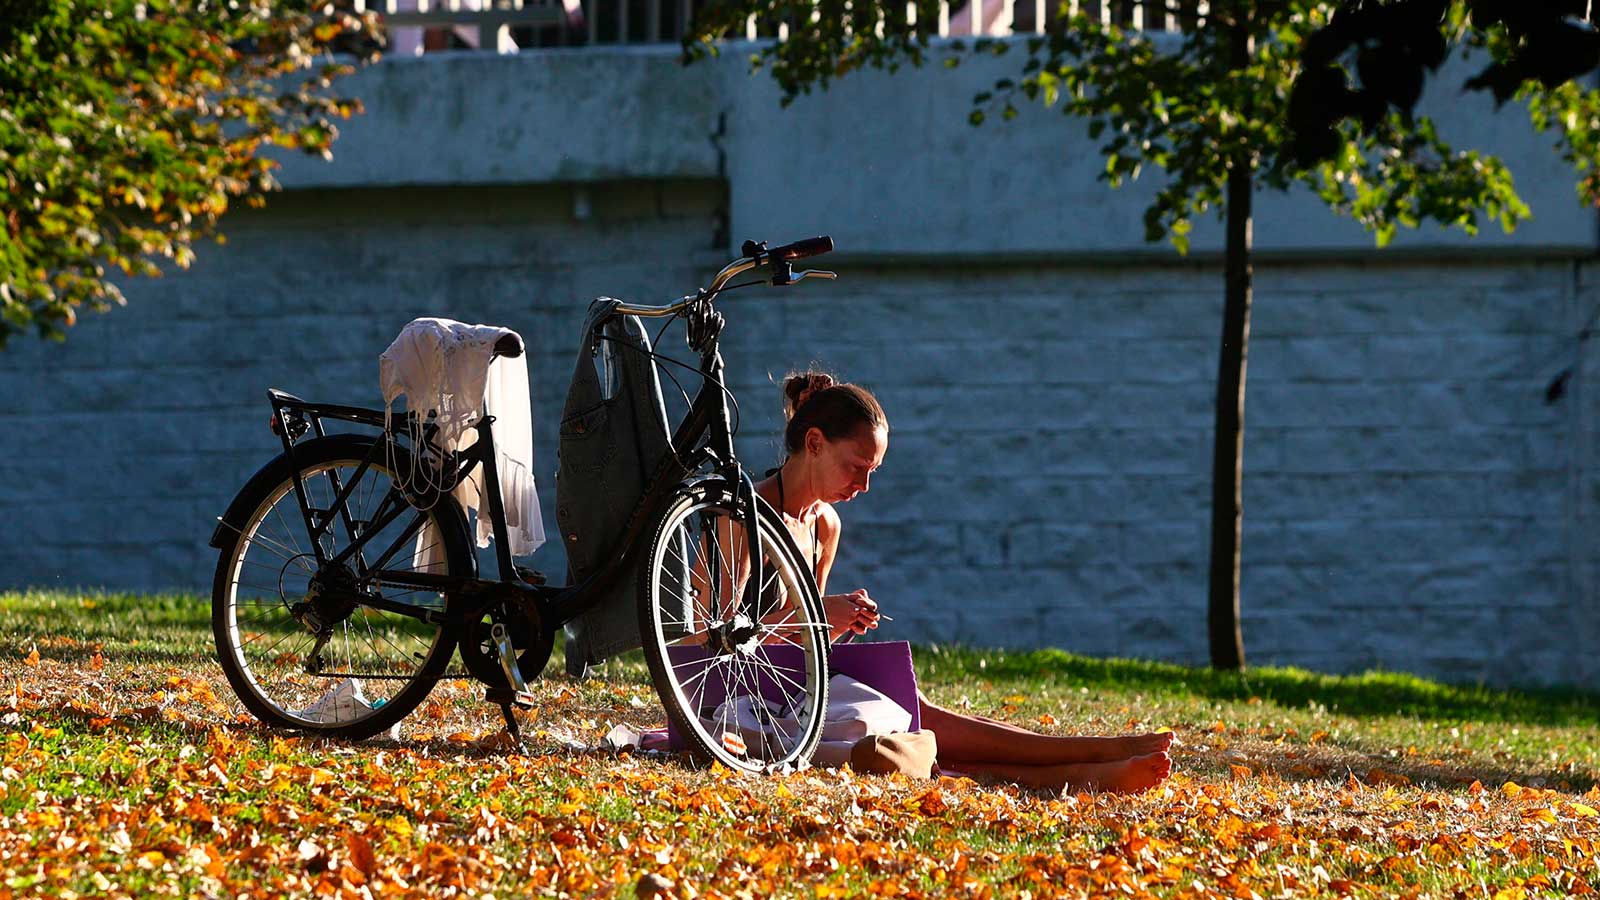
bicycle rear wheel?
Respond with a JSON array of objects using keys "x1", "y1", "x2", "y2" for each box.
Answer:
[
  {"x1": 211, "y1": 435, "x2": 471, "y2": 739},
  {"x1": 638, "y1": 480, "x2": 831, "y2": 772}
]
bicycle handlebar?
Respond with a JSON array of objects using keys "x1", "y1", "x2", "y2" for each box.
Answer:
[
  {"x1": 769, "y1": 236, "x2": 833, "y2": 261},
  {"x1": 611, "y1": 235, "x2": 834, "y2": 319}
]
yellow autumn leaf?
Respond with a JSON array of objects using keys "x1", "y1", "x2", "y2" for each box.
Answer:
[{"x1": 1569, "y1": 803, "x2": 1598, "y2": 818}]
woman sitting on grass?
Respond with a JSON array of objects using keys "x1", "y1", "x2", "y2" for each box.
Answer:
[{"x1": 753, "y1": 371, "x2": 1173, "y2": 795}]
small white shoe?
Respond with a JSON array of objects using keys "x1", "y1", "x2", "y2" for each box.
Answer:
[{"x1": 296, "y1": 677, "x2": 374, "y2": 724}]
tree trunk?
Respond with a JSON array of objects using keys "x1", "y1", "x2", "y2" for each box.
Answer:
[{"x1": 1208, "y1": 23, "x2": 1253, "y2": 672}]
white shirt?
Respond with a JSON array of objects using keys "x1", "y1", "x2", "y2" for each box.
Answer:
[{"x1": 380, "y1": 317, "x2": 545, "y2": 559}]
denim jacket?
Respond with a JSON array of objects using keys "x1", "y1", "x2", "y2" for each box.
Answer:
[{"x1": 556, "y1": 299, "x2": 675, "y2": 676}]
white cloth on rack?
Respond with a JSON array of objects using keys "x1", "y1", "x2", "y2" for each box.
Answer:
[{"x1": 379, "y1": 317, "x2": 545, "y2": 559}]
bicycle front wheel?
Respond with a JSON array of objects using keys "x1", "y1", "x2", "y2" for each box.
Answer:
[
  {"x1": 638, "y1": 480, "x2": 831, "y2": 773},
  {"x1": 211, "y1": 435, "x2": 470, "y2": 739}
]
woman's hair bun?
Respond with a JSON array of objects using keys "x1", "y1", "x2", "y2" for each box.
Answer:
[
  {"x1": 782, "y1": 370, "x2": 836, "y2": 421},
  {"x1": 777, "y1": 369, "x2": 887, "y2": 460}
]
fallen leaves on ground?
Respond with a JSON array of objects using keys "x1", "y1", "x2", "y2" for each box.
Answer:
[{"x1": 2, "y1": 651, "x2": 1598, "y2": 900}]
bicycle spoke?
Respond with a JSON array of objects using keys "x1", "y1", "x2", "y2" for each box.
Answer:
[
  {"x1": 737, "y1": 644, "x2": 808, "y2": 696},
  {"x1": 740, "y1": 658, "x2": 800, "y2": 749},
  {"x1": 361, "y1": 614, "x2": 392, "y2": 676},
  {"x1": 240, "y1": 558, "x2": 295, "y2": 575},
  {"x1": 671, "y1": 654, "x2": 729, "y2": 694},
  {"x1": 363, "y1": 610, "x2": 428, "y2": 666},
  {"x1": 270, "y1": 500, "x2": 311, "y2": 561},
  {"x1": 244, "y1": 625, "x2": 309, "y2": 661},
  {"x1": 341, "y1": 620, "x2": 354, "y2": 687},
  {"x1": 238, "y1": 531, "x2": 309, "y2": 570},
  {"x1": 232, "y1": 580, "x2": 293, "y2": 596}
]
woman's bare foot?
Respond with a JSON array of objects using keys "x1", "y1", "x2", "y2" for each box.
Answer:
[
  {"x1": 1063, "y1": 731, "x2": 1175, "y2": 763},
  {"x1": 1115, "y1": 731, "x2": 1175, "y2": 759},
  {"x1": 1059, "y1": 751, "x2": 1172, "y2": 795}
]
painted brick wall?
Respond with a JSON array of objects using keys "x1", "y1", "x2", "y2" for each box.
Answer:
[
  {"x1": 1, "y1": 183, "x2": 1591, "y2": 687},
  {"x1": 742, "y1": 260, "x2": 1592, "y2": 685}
]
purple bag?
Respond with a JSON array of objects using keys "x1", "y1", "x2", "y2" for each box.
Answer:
[{"x1": 664, "y1": 640, "x2": 921, "y2": 750}]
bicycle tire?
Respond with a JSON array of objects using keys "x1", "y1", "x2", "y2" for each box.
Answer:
[
  {"x1": 211, "y1": 434, "x2": 470, "y2": 740},
  {"x1": 638, "y1": 479, "x2": 831, "y2": 772}
]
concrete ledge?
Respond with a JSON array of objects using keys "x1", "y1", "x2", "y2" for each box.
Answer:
[
  {"x1": 274, "y1": 47, "x2": 724, "y2": 188},
  {"x1": 276, "y1": 42, "x2": 1595, "y2": 258}
]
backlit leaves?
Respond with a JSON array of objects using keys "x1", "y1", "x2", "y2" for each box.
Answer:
[{"x1": 0, "y1": 0, "x2": 380, "y2": 349}]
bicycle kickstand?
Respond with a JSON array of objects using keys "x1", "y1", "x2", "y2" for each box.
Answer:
[{"x1": 485, "y1": 622, "x2": 538, "y2": 747}]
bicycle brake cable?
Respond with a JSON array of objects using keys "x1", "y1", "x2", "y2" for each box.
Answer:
[{"x1": 590, "y1": 332, "x2": 743, "y2": 470}]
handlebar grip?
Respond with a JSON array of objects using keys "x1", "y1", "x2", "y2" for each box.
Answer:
[{"x1": 770, "y1": 235, "x2": 833, "y2": 261}]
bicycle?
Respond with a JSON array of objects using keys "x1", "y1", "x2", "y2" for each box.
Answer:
[{"x1": 208, "y1": 237, "x2": 841, "y2": 773}]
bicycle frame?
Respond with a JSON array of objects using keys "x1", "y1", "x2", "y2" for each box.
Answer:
[
  {"x1": 209, "y1": 235, "x2": 838, "y2": 745},
  {"x1": 238, "y1": 294, "x2": 751, "y2": 636}
]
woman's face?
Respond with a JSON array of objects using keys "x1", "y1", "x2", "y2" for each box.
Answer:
[{"x1": 806, "y1": 424, "x2": 888, "y2": 504}]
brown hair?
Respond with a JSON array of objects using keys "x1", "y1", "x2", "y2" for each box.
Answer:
[{"x1": 780, "y1": 369, "x2": 888, "y2": 458}]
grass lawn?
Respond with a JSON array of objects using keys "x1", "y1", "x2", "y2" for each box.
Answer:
[{"x1": 3, "y1": 589, "x2": 1598, "y2": 899}]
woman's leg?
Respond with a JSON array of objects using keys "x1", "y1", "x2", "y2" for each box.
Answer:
[
  {"x1": 918, "y1": 693, "x2": 1173, "y2": 765},
  {"x1": 940, "y1": 752, "x2": 1171, "y2": 795}
]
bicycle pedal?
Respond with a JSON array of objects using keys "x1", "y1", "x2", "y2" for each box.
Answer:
[{"x1": 484, "y1": 687, "x2": 538, "y2": 710}]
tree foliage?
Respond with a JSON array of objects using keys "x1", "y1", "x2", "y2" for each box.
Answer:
[
  {"x1": 0, "y1": 0, "x2": 379, "y2": 348},
  {"x1": 1290, "y1": 1, "x2": 1600, "y2": 213},
  {"x1": 686, "y1": 0, "x2": 1600, "y2": 253}
]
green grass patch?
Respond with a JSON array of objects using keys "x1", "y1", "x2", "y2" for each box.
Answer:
[{"x1": 4, "y1": 589, "x2": 1600, "y2": 899}]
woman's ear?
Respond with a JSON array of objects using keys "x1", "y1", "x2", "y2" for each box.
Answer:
[{"x1": 805, "y1": 426, "x2": 826, "y2": 457}]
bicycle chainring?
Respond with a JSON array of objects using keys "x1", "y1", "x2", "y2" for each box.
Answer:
[{"x1": 460, "y1": 600, "x2": 553, "y2": 689}]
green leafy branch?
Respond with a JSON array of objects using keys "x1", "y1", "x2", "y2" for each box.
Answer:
[{"x1": 0, "y1": 0, "x2": 380, "y2": 348}]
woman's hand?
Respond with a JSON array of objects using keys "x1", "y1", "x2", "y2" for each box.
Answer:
[{"x1": 822, "y1": 589, "x2": 880, "y2": 641}]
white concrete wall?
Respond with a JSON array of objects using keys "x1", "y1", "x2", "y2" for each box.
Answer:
[
  {"x1": 2, "y1": 45, "x2": 1594, "y2": 686},
  {"x1": 275, "y1": 44, "x2": 1594, "y2": 258}
]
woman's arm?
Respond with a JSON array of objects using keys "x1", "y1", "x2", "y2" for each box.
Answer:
[
  {"x1": 813, "y1": 506, "x2": 880, "y2": 640},
  {"x1": 814, "y1": 504, "x2": 841, "y2": 594}
]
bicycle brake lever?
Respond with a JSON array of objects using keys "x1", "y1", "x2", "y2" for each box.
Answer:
[
  {"x1": 772, "y1": 268, "x2": 838, "y2": 286},
  {"x1": 788, "y1": 269, "x2": 837, "y2": 284}
]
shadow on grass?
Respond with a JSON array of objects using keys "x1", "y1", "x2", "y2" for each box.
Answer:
[
  {"x1": 1180, "y1": 744, "x2": 1600, "y2": 794},
  {"x1": 9, "y1": 591, "x2": 1598, "y2": 730},
  {"x1": 917, "y1": 646, "x2": 1600, "y2": 729},
  {"x1": 24, "y1": 645, "x2": 215, "y2": 668}
]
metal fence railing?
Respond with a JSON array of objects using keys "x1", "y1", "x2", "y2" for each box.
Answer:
[{"x1": 356, "y1": 0, "x2": 1203, "y2": 54}]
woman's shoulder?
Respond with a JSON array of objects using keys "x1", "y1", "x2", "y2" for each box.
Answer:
[{"x1": 816, "y1": 503, "x2": 842, "y2": 540}]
